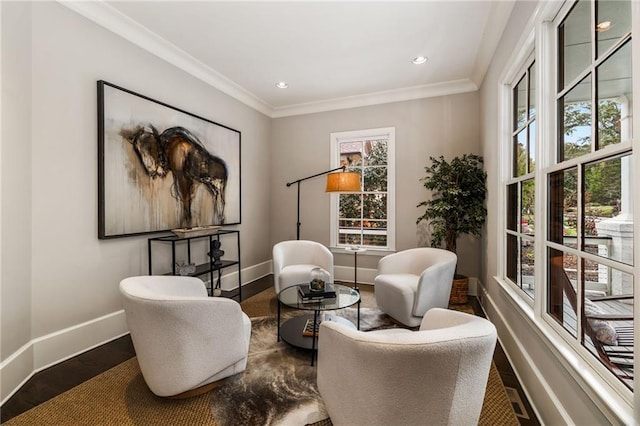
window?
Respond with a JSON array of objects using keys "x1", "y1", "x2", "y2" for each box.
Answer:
[
  {"x1": 548, "y1": 0, "x2": 633, "y2": 390},
  {"x1": 330, "y1": 128, "x2": 395, "y2": 251},
  {"x1": 506, "y1": 60, "x2": 537, "y2": 300},
  {"x1": 500, "y1": 0, "x2": 635, "y2": 398}
]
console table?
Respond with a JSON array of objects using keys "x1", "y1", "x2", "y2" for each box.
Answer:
[{"x1": 147, "y1": 229, "x2": 241, "y2": 301}]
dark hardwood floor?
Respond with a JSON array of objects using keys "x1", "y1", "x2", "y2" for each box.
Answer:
[{"x1": 1, "y1": 276, "x2": 538, "y2": 425}]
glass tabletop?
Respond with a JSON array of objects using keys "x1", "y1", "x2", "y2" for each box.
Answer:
[{"x1": 278, "y1": 283, "x2": 360, "y2": 311}]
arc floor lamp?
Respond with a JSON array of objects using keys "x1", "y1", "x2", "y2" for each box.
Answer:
[{"x1": 286, "y1": 165, "x2": 361, "y2": 240}]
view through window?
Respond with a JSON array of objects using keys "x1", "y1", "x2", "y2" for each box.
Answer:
[
  {"x1": 547, "y1": 0, "x2": 634, "y2": 390},
  {"x1": 507, "y1": 59, "x2": 537, "y2": 300},
  {"x1": 330, "y1": 128, "x2": 395, "y2": 251}
]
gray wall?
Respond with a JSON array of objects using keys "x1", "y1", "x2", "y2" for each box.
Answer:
[
  {"x1": 1, "y1": 0, "x2": 34, "y2": 394},
  {"x1": 271, "y1": 94, "x2": 482, "y2": 277},
  {"x1": 1, "y1": 1, "x2": 272, "y2": 401}
]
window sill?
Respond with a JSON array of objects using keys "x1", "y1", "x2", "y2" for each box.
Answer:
[
  {"x1": 491, "y1": 276, "x2": 633, "y2": 424},
  {"x1": 329, "y1": 247, "x2": 393, "y2": 257}
]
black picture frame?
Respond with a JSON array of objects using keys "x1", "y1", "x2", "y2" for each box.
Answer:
[{"x1": 97, "y1": 80, "x2": 241, "y2": 239}]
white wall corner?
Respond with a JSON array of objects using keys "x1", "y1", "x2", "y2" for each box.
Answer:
[
  {"x1": 0, "y1": 343, "x2": 34, "y2": 406},
  {"x1": 56, "y1": 0, "x2": 273, "y2": 117},
  {"x1": 470, "y1": 0, "x2": 516, "y2": 87},
  {"x1": 478, "y1": 284, "x2": 564, "y2": 425},
  {"x1": 1, "y1": 311, "x2": 128, "y2": 405}
]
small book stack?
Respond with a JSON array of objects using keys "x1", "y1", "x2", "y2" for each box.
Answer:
[
  {"x1": 297, "y1": 284, "x2": 336, "y2": 303},
  {"x1": 302, "y1": 314, "x2": 337, "y2": 336},
  {"x1": 302, "y1": 319, "x2": 320, "y2": 336}
]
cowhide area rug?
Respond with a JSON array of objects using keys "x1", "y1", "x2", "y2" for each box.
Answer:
[{"x1": 209, "y1": 307, "x2": 397, "y2": 426}]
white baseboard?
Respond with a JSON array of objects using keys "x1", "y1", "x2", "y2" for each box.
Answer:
[
  {"x1": 1, "y1": 310, "x2": 128, "y2": 405},
  {"x1": 477, "y1": 283, "x2": 568, "y2": 425},
  {"x1": 201, "y1": 260, "x2": 272, "y2": 291},
  {"x1": 334, "y1": 264, "x2": 377, "y2": 285},
  {"x1": 0, "y1": 261, "x2": 272, "y2": 405}
]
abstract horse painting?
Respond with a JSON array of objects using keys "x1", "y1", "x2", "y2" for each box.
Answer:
[
  {"x1": 98, "y1": 80, "x2": 240, "y2": 239},
  {"x1": 121, "y1": 125, "x2": 228, "y2": 228}
]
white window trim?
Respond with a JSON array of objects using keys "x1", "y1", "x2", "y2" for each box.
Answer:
[
  {"x1": 499, "y1": 28, "x2": 537, "y2": 308},
  {"x1": 329, "y1": 127, "x2": 396, "y2": 252},
  {"x1": 496, "y1": 1, "x2": 637, "y2": 419}
]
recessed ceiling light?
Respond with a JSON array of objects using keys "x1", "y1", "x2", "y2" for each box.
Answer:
[
  {"x1": 276, "y1": 81, "x2": 289, "y2": 89},
  {"x1": 412, "y1": 56, "x2": 428, "y2": 65},
  {"x1": 596, "y1": 21, "x2": 612, "y2": 32}
]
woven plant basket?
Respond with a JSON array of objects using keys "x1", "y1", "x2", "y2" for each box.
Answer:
[{"x1": 449, "y1": 275, "x2": 469, "y2": 304}]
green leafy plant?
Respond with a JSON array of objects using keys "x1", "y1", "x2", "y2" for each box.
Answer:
[{"x1": 416, "y1": 154, "x2": 487, "y2": 255}]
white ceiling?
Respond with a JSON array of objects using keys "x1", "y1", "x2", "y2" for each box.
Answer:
[{"x1": 65, "y1": 1, "x2": 516, "y2": 117}]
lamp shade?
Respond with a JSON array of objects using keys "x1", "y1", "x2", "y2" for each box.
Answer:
[{"x1": 325, "y1": 172, "x2": 361, "y2": 192}]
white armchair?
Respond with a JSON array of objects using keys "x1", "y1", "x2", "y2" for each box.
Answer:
[
  {"x1": 317, "y1": 308, "x2": 497, "y2": 426},
  {"x1": 272, "y1": 240, "x2": 334, "y2": 294},
  {"x1": 119, "y1": 275, "x2": 251, "y2": 397},
  {"x1": 374, "y1": 247, "x2": 457, "y2": 326}
]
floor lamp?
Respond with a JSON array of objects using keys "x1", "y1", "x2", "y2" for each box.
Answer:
[{"x1": 286, "y1": 165, "x2": 361, "y2": 240}]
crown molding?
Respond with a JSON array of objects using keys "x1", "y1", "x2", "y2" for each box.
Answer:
[
  {"x1": 470, "y1": 0, "x2": 516, "y2": 88},
  {"x1": 271, "y1": 79, "x2": 479, "y2": 118},
  {"x1": 58, "y1": 0, "x2": 274, "y2": 117},
  {"x1": 59, "y1": 1, "x2": 480, "y2": 119}
]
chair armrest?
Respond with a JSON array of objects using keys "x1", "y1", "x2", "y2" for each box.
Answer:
[
  {"x1": 589, "y1": 295, "x2": 634, "y2": 302},
  {"x1": 586, "y1": 313, "x2": 633, "y2": 321}
]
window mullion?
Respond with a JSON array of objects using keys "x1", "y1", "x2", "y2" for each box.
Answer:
[{"x1": 537, "y1": 17, "x2": 557, "y2": 316}]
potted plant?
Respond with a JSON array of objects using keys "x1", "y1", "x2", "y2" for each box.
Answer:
[{"x1": 416, "y1": 154, "x2": 487, "y2": 303}]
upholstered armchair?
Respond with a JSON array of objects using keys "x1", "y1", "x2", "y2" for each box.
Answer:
[
  {"x1": 119, "y1": 275, "x2": 251, "y2": 398},
  {"x1": 317, "y1": 308, "x2": 497, "y2": 426},
  {"x1": 374, "y1": 247, "x2": 457, "y2": 326},
  {"x1": 272, "y1": 240, "x2": 334, "y2": 294}
]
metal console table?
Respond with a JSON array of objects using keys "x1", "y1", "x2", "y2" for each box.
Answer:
[{"x1": 147, "y1": 229, "x2": 241, "y2": 301}]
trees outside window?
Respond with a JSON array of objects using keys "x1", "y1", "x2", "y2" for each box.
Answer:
[
  {"x1": 501, "y1": 0, "x2": 634, "y2": 394},
  {"x1": 330, "y1": 128, "x2": 395, "y2": 251},
  {"x1": 548, "y1": 0, "x2": 633, "y2": 390},
  {"x1": 506, "y1": 60, "x2": 537, "y2": 299}
]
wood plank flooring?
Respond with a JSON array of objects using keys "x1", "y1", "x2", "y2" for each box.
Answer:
[{"x1": 1, "y1": 276, "x2": 539, "y2": 425}]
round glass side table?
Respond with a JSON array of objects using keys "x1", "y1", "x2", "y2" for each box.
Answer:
[{"x1": 277, "y1": 283, "x2": 360, "y2": 365}]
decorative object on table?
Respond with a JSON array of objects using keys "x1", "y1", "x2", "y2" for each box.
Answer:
[
  {"x1": 286, "y1": 165, "x2": 361, "y2": 240},
  {"x1": 416, "y1": 154, "x2": 487, "y2": 304},
  {"x1": 309, "y1": 267, "x2": 330, "y2": 292},
  {"x1": 208, "y1": 239, "x2": 225, "y2": 267},
  {"x1": 345, "y1": 245, "x2": 367, "y2": 290},
  {"x1": 97, "y1": 80, "x2": 241, "y2": 239},
  {"x1": 171, "y1": 225, "x2": 221, "y2": 238},
  {"x1": 298, "y1": 284, "x2": 336, "y2": 301},
  {"x1": 175, "y1": 261, "x2": 196, "y2": 276},
  {"x1": 147, "y1": 229, "x2": 242, "y2": 302}
]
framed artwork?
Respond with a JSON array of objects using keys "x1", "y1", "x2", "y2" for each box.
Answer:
[{"x1": 97, "y1": 80, "x2": 241, "y2": 239}]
